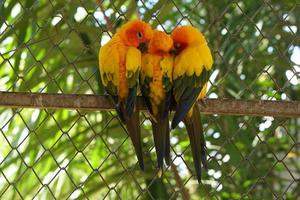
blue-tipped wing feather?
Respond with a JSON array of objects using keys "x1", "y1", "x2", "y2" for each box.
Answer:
[
  {"x1": 171, "y1": 86, "x2": 201, "y2": 129},
  {"x1": 171, "y1": 69, "x2": 210, "y2": 129}
]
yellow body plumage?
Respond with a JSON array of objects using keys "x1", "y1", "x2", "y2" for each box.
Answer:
[
  {"x1": 141, "y1": 54, "x2": 173, "y2": 115},
  {"x1": 140, "y1": 30, "x2": 173, "y2": 171},
  {"x1": 98, "y1": 20, "x2": 153, "y2": 170},
  {"x1": 99, "y1": 36, "x2": 142, "y2": 99},
  {"x1": 171, "y1": 25, "x2": 213, "y2": 183}
]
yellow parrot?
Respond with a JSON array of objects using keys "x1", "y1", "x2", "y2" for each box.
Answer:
[
  {"x1": 171, "y1": 26, "x2": 213, "y2": 182},
  {"x1": 140, "y1": 30, "x2": 174, "y2": 173},
  {"x1": 99, "y1": 20, "x2": 153, "y2": 170}
]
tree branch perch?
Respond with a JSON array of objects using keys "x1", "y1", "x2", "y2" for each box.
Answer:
[{"x1": 0, "y1": 92, "x2": 299, "y2": 117}]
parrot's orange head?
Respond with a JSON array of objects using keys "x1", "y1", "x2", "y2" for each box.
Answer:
[
  {"x1": 148, "y1": 30, "x2": 173, "y2": 55},
  {"x1": 119, "y1": 19, "x2": 153, "y2": 50},
  {"x1": 171, "y1": 26, "x2": 206, "y2": 54}
]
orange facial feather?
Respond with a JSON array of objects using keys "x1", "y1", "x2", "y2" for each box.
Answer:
[
  {"x1": 171, "y1": 26, "x2": 206, "y2": 53},
  {"x1": 118, "y1": 19, "x2": 153, "y2": 47},
  {"x1": 148, "y1": 30, "x2": 173, "y2": 55}
]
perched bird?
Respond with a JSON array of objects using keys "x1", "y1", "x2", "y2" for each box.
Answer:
[
  {"x1": 99, "y1": 20, "x2": 153, "y2": 170},
  {"x1": 171, "y1": 26, "x2": 213, "y2": 182},
  {"x1": 140, "y1": 30, "x2": 174, "y2": 174}
]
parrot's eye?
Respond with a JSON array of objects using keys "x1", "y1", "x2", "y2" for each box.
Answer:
[
  {"x1": 137, "y1": 32, "x2": 143, "y2": 39},
  {"x1": 175, "y1": 43, "x2": 181, "y2": 49}
]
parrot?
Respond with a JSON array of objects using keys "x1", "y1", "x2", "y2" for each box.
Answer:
[
  {"x1": 98, "y1": 20, "x2": 153, "y2": 170},
  {"x1": 140, "y1": 30, "x2": 174, "y2": 174},
  {"x1": 170, "y1": 25, "x2": 213, "y2": 183}
]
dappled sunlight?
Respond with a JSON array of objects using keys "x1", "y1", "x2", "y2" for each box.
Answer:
[{"x1": 0, "y1": 0, "x2": 299, "y2": 199}]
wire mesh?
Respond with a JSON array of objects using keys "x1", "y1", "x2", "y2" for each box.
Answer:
[{"x1": 0, "y1": 0, "x2": 299, "y2": 199}]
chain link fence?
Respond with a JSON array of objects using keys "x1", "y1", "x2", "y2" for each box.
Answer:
[{"x1": 0, "y1": 0, "x2": 299, "y2": 199}]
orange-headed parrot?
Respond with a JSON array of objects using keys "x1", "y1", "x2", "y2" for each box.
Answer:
[
  {"x1": 99, "y1": 20, "x2": 153, "y2": 170},
  {"x1": 171, "y1": 26, "x2": 213, "y2": 182},
  {"x1": 140, "y1": 30, "x2": 174, "y2": 174}
]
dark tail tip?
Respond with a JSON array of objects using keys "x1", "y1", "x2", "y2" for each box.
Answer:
[
  {"x1": 164, "y1": 124, "x2": 171, "y2": 166},
  {"x1": 132, "y1": 140, "x2": 144, "y2": 171},
  {"x1": 194, "y1": 161, "x2": 202, "y2": 184},
  {"x1": 201, "y1": 146, "x2": 208, "y2": 170},
  {"x1": 133, "y1": 138, "x2": 144, "y2": 170},
  {"x1": 196, "y1": 174, "x2": 202, "y2": 184},
  {"x1": 171, "y1": 119, "x2": 179, "y2": 129},
  {"x1": 152, "y1": 122, "x2": 166, "y2": 172},
  {"x1": 137, "y1": 156, "x2": 145, "y2": 170},
  {"x1": 164, "y1": 158, "x2": 171, "y2": 166}
]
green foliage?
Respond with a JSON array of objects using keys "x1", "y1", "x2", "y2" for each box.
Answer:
[{"x1": 0, "y1": 0, "x2": 299, "y2": 199}]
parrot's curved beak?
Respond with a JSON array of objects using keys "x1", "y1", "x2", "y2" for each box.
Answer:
[
  {"x1": 138, "y1": 42, "x2": 148, "y2": 53},
  {"x1": 170, "y1": 47, "x2": 177, "y2": 55}
]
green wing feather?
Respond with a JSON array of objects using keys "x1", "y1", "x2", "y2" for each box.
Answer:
[{"x1": 172, "y1": 68, "x2": 210, "y2": 129}]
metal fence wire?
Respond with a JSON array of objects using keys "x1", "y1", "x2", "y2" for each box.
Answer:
[{"x1": 0, "y1": 0, "x2": 299, "y2": 199}]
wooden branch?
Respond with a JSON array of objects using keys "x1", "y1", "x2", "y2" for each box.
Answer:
[
  {"x1": 0, "y1": 92, "x2": 299, "y2": 117},
  {"x1": 170, "y1": 163, "x2": 190, "y2": 200}
]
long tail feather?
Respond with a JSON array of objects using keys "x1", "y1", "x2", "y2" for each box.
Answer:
[
  {"x1": 126, "y1": 86, "x2": 137, "y2": 118},
  {"x1": 164, "y1": 116, "x2": 171, "y2": 166},
  {"x1": 116, "y1": 103, "x2": 126, "y2": 123},
  {"x1": 152, "y1": 116, "x2": 169, "y2": 172},
  {"x1": 184, "y1": 103, "x2": 207, "y2": 183},
  {"x1": 125, "y1": 111, "x2": 144, "y2": 170},
  {"x1": 163, "y1": 91, "x2": 172, "y2": 166},
  {"x1": 193, "y1": 104, "x2": 207, "y2": 170}
]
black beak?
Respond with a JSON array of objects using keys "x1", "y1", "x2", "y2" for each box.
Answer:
[
  {"x1": 170, "y1": 47, "x2": 177, "y2": 55},
  {"x1": 138, "y1": 42, "x2": 148, "y2": 53}
]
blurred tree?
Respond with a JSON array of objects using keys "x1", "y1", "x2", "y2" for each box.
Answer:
[{"x1": 0, "y1": 0, "x2": 299, "y2": 199}]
